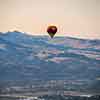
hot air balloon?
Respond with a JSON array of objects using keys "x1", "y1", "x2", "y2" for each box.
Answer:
[{"x1": 47, "y1": 25, "x2": 57, "y2": 38}]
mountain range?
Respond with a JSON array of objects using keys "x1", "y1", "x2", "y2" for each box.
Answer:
[{"x1": 0, "y1": 31, "x2": 100, "y2": 82}]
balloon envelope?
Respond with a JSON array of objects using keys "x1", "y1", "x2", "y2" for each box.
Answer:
[{"x1": 47, "y1": 25, "x2": 57, "y2": 38}]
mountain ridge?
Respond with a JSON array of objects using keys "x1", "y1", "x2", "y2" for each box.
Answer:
[
  {"x1": 0, "y1": 31, "x2": 100, "y2": 81},
  {"x1": 0, "y1": 31, "x2": 100, "y2": 41}
]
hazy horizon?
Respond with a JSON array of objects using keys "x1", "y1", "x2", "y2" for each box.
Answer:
[{"x1": 0, "y1": 0, "x2": 99, "y2": 39}]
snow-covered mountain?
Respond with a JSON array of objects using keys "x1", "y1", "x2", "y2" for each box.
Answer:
[{"x1": 0, "y1": 31, "x2": 100, "y2": 81}]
